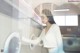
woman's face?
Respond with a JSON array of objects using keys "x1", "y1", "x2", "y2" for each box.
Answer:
[{"x1": 41, "y1": 14, "x2": 48, "y2": 24}]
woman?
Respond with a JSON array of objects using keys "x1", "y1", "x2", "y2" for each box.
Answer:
[
  {"x1": 25, "y1": 9, "x2": 64, "y2": 53},
  {"x1": 40, "y1": 9, "x2": 64, "y2": 53}
]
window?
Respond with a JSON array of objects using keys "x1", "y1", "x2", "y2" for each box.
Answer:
[
  {"x1": 54, "y1": 15, "x2": 78, "y2": 26},
  {"x1": 54, "y1": 16, "x2": 65, "y2": 26}
]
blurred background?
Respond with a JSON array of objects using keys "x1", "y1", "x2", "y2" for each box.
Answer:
[{"x1": 0, "y1": 0, "x2": 80, "y2": 53}]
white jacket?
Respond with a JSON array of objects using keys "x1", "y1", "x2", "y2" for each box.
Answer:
[{"x1": 42, "y1": 24, "x2": 64, "y2": 53}]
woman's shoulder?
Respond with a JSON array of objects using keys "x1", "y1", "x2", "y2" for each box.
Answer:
[{"x1": 52, "y1": 24, "x2": 60, "y2": 29}]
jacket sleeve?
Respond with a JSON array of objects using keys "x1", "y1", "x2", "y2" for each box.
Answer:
[{"x1": 23, "y1": 29, "x2": 45, "y2": 45}]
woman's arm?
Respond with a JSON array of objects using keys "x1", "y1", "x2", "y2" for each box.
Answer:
[
  {"x1": 22, "y1": 36, "x2": 42, "y2": 45},
  {"x1": 22, "y1": 30, "x2": 45, "y2": 45}
]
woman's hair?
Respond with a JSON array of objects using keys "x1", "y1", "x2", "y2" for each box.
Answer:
[{"x1": 42, "y1": 9, "x2": 56, "y2": 24}]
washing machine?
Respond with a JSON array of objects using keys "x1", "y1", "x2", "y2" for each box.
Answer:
[
  {"x1": 63, "y1": 34, "x2": 80, "y2": 53},
  {"x1": 3, "y1": 32, "x2": 21, "y2": 53}
]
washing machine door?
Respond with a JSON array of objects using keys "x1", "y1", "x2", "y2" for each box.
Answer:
[{"x1": 4, "y1": 32, "x2": 21, "y2": 53}]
